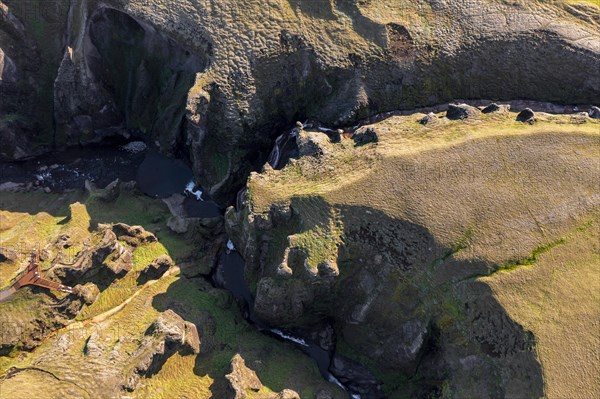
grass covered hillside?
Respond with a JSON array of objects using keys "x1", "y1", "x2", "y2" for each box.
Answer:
[{"x1": 227, "y1": 106, "x2": 600, "y2": 397}]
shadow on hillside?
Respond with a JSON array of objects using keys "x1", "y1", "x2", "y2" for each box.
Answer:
[{"x1": 238, "y1": 195, "x2": 544, "y2": 397}]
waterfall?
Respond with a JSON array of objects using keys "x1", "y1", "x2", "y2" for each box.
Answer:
[
  {"x1": 267, "y1": 126, "x2": 301, "y2": 169},
  {"x1": 185, "y1": 180, "x2": 203, "y2": 200}
]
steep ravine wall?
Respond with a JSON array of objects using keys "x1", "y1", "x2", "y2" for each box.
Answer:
[
  {"x1": 53, "y1": 5, "x2": 212, "y2": 153},
  {"x1": 1, "y1": 0, "x2": 599, "y2": 203}
]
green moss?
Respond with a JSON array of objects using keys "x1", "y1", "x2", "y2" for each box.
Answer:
[
  {"x1": 200, "y1": 136, "x2": 231, "y2": 184},
  {"x1": 132, "y1": 242, "x2": 169, "y2": 271},
  {"x1": 292, "y1": 226, "x2": 340, "y2": 270},
  {"x1": 431, "y1": 227, "x2": 474, "y2": 268},
  {"x1": 497, "y1": 237, "x2": 568, "y2": 273}
]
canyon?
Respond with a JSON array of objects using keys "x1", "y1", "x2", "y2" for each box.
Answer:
[{"x1": 1, "y1": 1, "x2": 599, "y2": 398}]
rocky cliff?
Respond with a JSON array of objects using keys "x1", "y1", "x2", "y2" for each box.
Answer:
[{"x1": 1, "y1": 0, "x2": 599, "y2": 202}]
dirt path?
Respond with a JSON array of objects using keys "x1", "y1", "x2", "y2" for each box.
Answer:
[{"x1": 0, "y1": 287, "x2": 16, "y2": 302}]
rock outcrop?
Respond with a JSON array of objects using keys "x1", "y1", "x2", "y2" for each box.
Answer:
[
  {"x1": 482, "y1": 103, "x2": 510, "y2": 114},
  {"x1": 122, "y1": 310, "x2": 200, "y2": 391},
  {"x1": 138, "y1": 255, "x2": 173, "y2": 284},
  {"x1": 226, "y1": 354, "x2": 300, "y2": 399},
  {"x1": 49, "y1": 223, "x2": 161, "y2": 291},
  {"x1": 112, "y1": 223, "x2": 157, "y2": 247},
  {"x1": 353, "y1": 127, "x2": 379, "y2": 146}
]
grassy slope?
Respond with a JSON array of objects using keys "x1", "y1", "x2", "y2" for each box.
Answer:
[
  {"x1": 246, "y1": 111, "x2": 600, "y2": 395},
  {"x1": 250, "y1": 112, "x2": 599, "y2": 263},
  {"x1": 0, "y1": 190, "x2": 345, "y2": 398},
  {"x1": 484, "y1": 215, "x2": 600, "y2": 399}
]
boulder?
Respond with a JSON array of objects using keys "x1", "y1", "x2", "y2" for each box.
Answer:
[
  {"x1": 353, "y1": 127, "x2": 379, "y2": 146},
  {"x1": 418, "y1": 112, "x2": 438, "y2": 125},
  {"x1": 297, "y1": 131, "x2": 333, "y2": 157},
  {"x1": 516, "y1": 108, "x2": 536, "y2": 123},
  {"x1": 446, "y1": 103, "x2": 481, "y2": 120},
  {"x1": 162, "y1": 193, "x2": 186, "y2": 217},
  {"x1": 589, "y1": 106, "x2": 600, "y2": 119},
  {"x1": 167, "y1": 215, "x2": 190, "y2": 234},
  {"x1": 226, "y1": 354, "x2": 263, "y2": 398},
  {"x1": 482, "y1": 103, "x2": 510, "y2": 114}
]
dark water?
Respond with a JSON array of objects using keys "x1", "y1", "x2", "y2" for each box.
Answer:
[
  {"x1": 136, "y1": 149, "x2": 193, "y2": 198},
  {"x1": 183, "y1": 196, "x2": 221, "y2": 218},
  {"x1": 0, "y1": 146, "x2": 144, "y2": 190},
  {"x1": 214, "y1": 250, "x2": 255, "y2": 312},
  {"x1": 0, "y1": 144, "x2": 222, "y2": 218},
  {"x1": 136, "y1": 149, "x2": 222, "y2": 217}
]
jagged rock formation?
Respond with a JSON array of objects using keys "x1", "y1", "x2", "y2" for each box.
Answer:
[
  {"x1": 0, "y1": 217, "x2": 164, "y2": 352},
  {"x1": 122, "y1": 310, "x2": 200, "y2": 391},
  {"x1": 1, "y1": 0, "x2": 599, "y2": 201},
  {"x1": 52, "y1": 224, "x2": 135, "y2": 289},
  {"x1": 226, "y1": 354, "x2": 300, "y2": 399}
]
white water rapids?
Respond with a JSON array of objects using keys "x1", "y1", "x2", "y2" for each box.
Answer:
[{"x1": 185, "y1": 180, "x2": 203, "y2": 200}]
